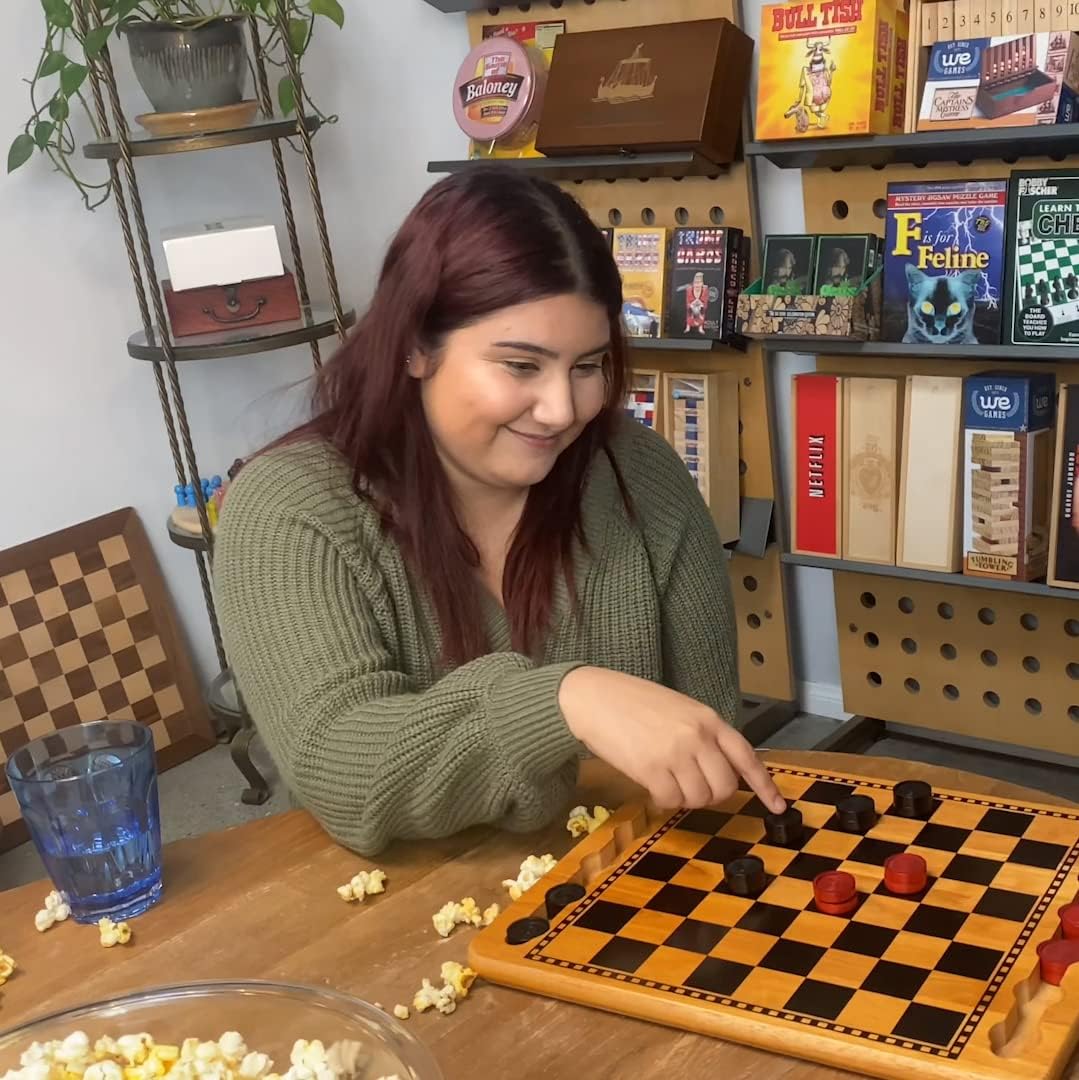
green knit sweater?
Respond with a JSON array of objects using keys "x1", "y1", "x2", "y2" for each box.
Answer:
[{"x1": 214, "y1": 418, "x2": 739, "y2": 855}]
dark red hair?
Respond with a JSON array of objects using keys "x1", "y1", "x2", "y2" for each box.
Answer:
[{"x1": 281, "y1": 166, "x2": 627, "y2": 666}]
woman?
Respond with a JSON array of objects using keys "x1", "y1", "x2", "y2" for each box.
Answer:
[{"x1": 215, "y1": 167, "x2": 784, "y2": 856}]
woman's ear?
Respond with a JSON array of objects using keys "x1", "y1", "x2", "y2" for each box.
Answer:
[{"x1": 407, "y1": 349, "x2": 432, "y2": 379}]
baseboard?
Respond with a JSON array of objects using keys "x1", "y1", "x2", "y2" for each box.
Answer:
[{"x1": 797, "y1": 681, "x2": 851, "y2": 721}]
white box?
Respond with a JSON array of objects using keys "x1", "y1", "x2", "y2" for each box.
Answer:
[{"x1": 161, "y1": 217, "x2": 283, "y2": 292}]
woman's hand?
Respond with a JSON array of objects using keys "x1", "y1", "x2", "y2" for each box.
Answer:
[{"x1": 559, "y1": 666, "x2": 786, "y2": 813}]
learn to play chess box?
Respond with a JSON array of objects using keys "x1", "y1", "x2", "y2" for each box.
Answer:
[
  {"x1": 917, "y1": 32, "x2": 1079, "y2": 131},
  {"x1": 1004, "y1": 168, "x2": 1079, "y2": 347},
  {"x1": 755, "y1": 0, "x2": 899, "y2": 140},
  {"x1": 665, "y1": 227, "x2": 746, "y2": 343},
  {"x1": 1049, "y1": 382, "x2": 1079, "y2": 589},
  {"x1": 882, "y1": 179, "x2": 1008, "y2": 345},
  {"x1": 962, "y1": 372, "x2": 1056, "y2": 581}
]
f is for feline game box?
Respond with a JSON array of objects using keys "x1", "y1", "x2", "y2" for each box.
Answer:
[{"x1": 882, "y1": 179, "x2": 1007, "y2": 345}]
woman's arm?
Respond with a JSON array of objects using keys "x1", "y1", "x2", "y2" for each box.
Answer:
[{"x1": 214, "y1": 466, "x2": 582, "y2": 857}]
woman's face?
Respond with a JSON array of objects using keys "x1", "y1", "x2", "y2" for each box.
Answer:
[{"x1": 412, "y1": 293, "x2": 611, "y2": 494}]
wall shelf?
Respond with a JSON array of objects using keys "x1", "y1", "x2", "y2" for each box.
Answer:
[
  {"x1": 782, "y1": 552, "x2": 1078, "y2": 601},
  {"x1": 167, "y1": 517, "x2": 210, "y2": 552},
  {"x1": 85, "y1": 117, "x2": 321, "y2": 161},
  {"x1": 630, "y1": 336, "x2": 725, "y2": 352},
  {"x1": 428, "y1": 151, "x2": 726, "y2": 182},
  {"x1": 745, "y1": 124, "x2": 1079, "y2": 170},
  {"x1": 758, "y1": 338, "x2": 1079, "y2": 361},
  {"x1": 127, "y1": 305, "x2": 355, "y2": 362}
]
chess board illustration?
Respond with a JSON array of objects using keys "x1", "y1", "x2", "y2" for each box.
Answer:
[
  {"x1": 471, "y1": 766, "x2": 1079, "y2": 1080},
  {"x1": 0, "y1": 508, "x2": 214, "y2": 853},
  {"x1": 1017, "y1": 234, "x2": 1079, "y2": 329}
]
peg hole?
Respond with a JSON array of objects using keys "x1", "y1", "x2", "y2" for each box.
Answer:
[
  {"x1": 1022, "y1": 656, "x2": 1040, "y2": 674},
  {"x1": 750, "y1": 651, "x2": 765, "y2": 666},
  {"x1": 1067, "y1": 662, "x2": 1079, "y2": 680},
  {"x1": 941, "y1": 643, "x2": 957, "y2": 660},
  {"x1": 981, "y1": 649, "x2": 998, "y2": 667},
  {"x1": 832, "y1": 200, "x2": 849, "y2": 219},
  {"x1": 641, "y1": 207, "x2": 656, "y2": 225},
  {"x1": 901, "y1": 637, "x2": 917, "y2": 654},
  {"x1": 978, "y1": 607, "x2": 996, "y2": 625},
  {"x1": 709, "y1": 206, "x2": 724, "y2": 225},
  {"x1": 898, "y1": 596, "x2": 914, "y2": 613},
  {"x1": 747, "y1": 613, "x2": 761, "y2": 629},
  {"x1": 608, "y1": 208, "x2": 622, "y2": 226},
  {"x1": 864, "y1": 632, "x2": 879, "y2": 648},
  {"x1": 743, "y1": 575, "x2": 758, "y2": 592},
  {"x1": 904, "y1": 678, "x2": 920, "y2": 694},
  {"x1": 943, "y1": 684, "x2": 959, "y2": 701},
  {"x1": 983, "y1": 690, "x2": 1000, "y2": 708},
  {"x1": 1020, "y1": 612, "x2": 1038, "y2": 631},
  {"x1": 872, "y1": 198, "x2": 886, "y2": 219},
  {"x1": 937, "y1": 602, "x2": 953, "y2": 619},
  {"x1": 1024, "y1": 698, "x2": 1042, "y2": 715},
  {"x1": 867, "y1": 671, "x2": 883, "y2": 687},
  {"x1": 674, "y1": 206, "x2": 689, "y2": 225}
]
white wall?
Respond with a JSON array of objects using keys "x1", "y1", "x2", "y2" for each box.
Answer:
[
  {"x1": 0, "y1": 1, "x2": 468, "y2": 687},
  {"x1": 1, "y1": 0, "x2": 843, "y2": 714}
]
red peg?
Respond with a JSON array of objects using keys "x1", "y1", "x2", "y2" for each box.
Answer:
[
  {"x1": 1060, "y1": 902, "x2": 1079, "y2": 941},
  {"x1": 884, "y1": 853, "x2": 928, "y2": 896},
  {"x1": 814, "y1": 870, "x2": 858, "y2": 915},
  {"x1": 1038, "y1": 938, "x2": 1079, "y2": 986}
]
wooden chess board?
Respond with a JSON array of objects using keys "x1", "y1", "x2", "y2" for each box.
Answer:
[
  {"x1": 0, "y1": 508, "x2": 214, "y2": 853},
  {"x1": 471, "y1": 765, "x2": 1079, "y2": 1080}
]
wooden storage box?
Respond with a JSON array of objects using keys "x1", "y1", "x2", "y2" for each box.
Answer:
[
  {"x1": 624, "y1": 369, "x2": 664, "y2": 434},
  {"x1": 163, "y1": 271, "x2": 301, "y2": 339},
  {"x1": 1049, "y1": 382, "x2": 1079, "y2": 589},
  {"x1": 735, "y1": 271, "x2": 882, "y2": 341},
  {"x1": 791, "y1": 373, "x2": 843, "y2": 558},
  {"x1": 534, "y1": 19, "x2": 753, "y2": 165}
]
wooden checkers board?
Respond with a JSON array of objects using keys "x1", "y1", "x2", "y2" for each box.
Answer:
[
  {"x1": 471, "y1": 765, "x2": 1079, "y2": 1080},
  {"x1": 0, "y1": 508, "x2": 214, "y2": 853}
]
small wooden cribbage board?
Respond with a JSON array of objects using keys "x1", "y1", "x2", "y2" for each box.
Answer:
[{"x1": 471, "y1": 765, "x2": 1079, "y2": 1080}]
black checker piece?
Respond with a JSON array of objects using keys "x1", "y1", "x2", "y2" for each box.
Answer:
[{"x1": 628, "y1": 852, "x2": 690, "y2": 881}]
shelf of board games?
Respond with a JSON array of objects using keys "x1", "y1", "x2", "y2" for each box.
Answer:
[
  {"x1": 83, "y1": 117, "x2": 321, "y2": 160},
  {"x1": 427, "y1": 152, "x2": 729, "y2": 182},
  {"x1": 759, "y1": 339, "x2": 1079, "y2": 360},
  {"x1": 745, "y1": 124, "x2": 1079, "y2": 170},
  {"x1": 127, "y1": 306, "x2": 355, "y2": 362},
  {"x1": 783, "y1": 553, "x2": 1079, "y2": 600}
]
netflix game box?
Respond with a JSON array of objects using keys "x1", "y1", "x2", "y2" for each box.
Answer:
[{"x1": 791, "y1": 373, "x2": 844, "y2": 557}]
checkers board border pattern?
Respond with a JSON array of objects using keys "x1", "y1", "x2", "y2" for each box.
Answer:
[{"x1": 525, "y1": 768, "x2": 1079, "y2": 1060}]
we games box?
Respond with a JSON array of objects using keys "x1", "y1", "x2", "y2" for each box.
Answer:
[
  {"x1": 882, "y1": 179, "x2": 1007, "y2": 344},
  {"x1": 666, "y1": 227, "x2": 745, "y2": 342},
  {"x1": 1004, "y1": 168, "x2": 1079, "y2": 346}
]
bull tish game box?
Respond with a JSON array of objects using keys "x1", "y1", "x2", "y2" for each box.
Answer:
[
  {"x1": 882, "y1": 179, "x2": 1007, "y2": 345},
  {"x1": 1004, "y1": 168, "x2": 1079, "y2": 346},
  {"x1": 665, "y1": 227, "x2": 746, "y2": 342}
]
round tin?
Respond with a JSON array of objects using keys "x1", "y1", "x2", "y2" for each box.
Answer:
[{"x1": 452, "y1": 37, "x2": 547, "y2": 148}]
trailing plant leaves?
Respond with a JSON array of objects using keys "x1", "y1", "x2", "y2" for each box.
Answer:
[
  {"x1": 112, "y1": 0, "x2": 141, "y2": 19},
  {"x1": 83, "y1": 25, "x2": 113, "y2": 58},
  {"x1": 258, "y1": 0, "x2": 277, "y2": 18},
  {"x1": 7, "y1": 134, "x2": 35, "y2": 173},
  {"x1": 33, "y1": 120, "x2": 55, "y2": 148},
  {"x1": 311, "y1": 0, "x2": 343, "y2": 29},
  {"x1": 60, "y1": 62, "x2": 88, "y2": 95},
  {"x1": 288, "y1": 17, "x2": 309, "y2": 56},
  {"x1": 49, "y1": 95, "x2": 70, "y2": 122},
  {"x1": 38, "y1": 51, "x2": 67, "y2": 77},
  {"x1": 278, "y1": 75, "x2": 295, "y2": 116},
  {"x1": 41, "y1": 0, "x2": 74, "y2": 29}
]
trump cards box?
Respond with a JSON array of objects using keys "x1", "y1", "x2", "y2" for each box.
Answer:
[
  {"x1": 791, "y1": 373, "x2": 843, "y2": 557},
  {"x1": 962, "y1": 373, "x2": 1055, "y2": 582},
  {"x1": 665, "y1": 227, "x2": 746, "y2": 343}
]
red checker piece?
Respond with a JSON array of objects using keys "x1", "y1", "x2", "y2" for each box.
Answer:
[
  {"x1": 1038, "y1": 938, "x2": 1079, "y2": 986},
  {"x1": 883, "y1": 852, "x2": 928, "y2": 895},
  {"x1": 814, "y1": 870, "x2": 858, "y2": 915},
  {"x1": 1060, "y1": 902, "x2": 1079, "y2": 941}
]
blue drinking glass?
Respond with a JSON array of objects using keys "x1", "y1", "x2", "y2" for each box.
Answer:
[{"x1": 6, "y1": 720, "x2": 163, "y2": 923}]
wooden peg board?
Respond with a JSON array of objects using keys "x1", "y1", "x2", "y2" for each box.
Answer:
[{"x1": 469, "y1": 1, "x2": 794, "y2": 703}]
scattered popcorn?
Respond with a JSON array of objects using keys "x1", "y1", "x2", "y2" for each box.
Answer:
[
  {"x1": 502, "y1": 854, "x2": 557, "y2": 901},
  {"x1": 0, "y1": 949, "x2": 15, "y2": 985},
  {"x1": 336, "y1": 869, "x2": 387, "y2": 903},
  {"x1": 481, "y1": 902, "x2": 500, "y2": 926},
  {"x1": 34, "y1": 891, "x2": 72, "y2": 933},
  {"x1": 391, "y1": 1005, "x2": 409, "y2": 1021},
  {"x1": 97, "y1": 918, "x2": 133, "y2": 948},
  {"x1": 566, "y1": 805, "x2": 611, "y2": 838},
  {"x1": 440, "y1": 961, "x2": 476, "y2": 999},
  {"x1": 412, "y1": 979, "x2": 457, "y2": 1016},
  {"x1": 431, "y1": 896, "x2": 488, "y2": 938}
]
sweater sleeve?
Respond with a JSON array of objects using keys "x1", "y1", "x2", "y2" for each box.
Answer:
[{"x1": 213, "y1": 457, "x2": 583, "y2": 857}]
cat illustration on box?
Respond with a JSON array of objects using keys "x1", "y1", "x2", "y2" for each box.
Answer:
[{"x1": 902, "y1": 265, "x2": 980, "y2": 345}]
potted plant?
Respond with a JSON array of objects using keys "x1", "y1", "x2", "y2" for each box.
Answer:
[{"x1": 7, "y1": 0, "x2": 343, "y2": 210}]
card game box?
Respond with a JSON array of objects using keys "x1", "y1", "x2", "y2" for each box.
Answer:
[
  {"x1": 882, "y1": 179, "x2": 1007, "y2": 344},
  {"x1": 1049, "y1": 383, "x2": 1079, "y2": 589},
  {"x1": 812, "y1": 234, "x2": 883, "y2": 296},
  {"x1": 755, "y1": 0, "x2": 898, "y2": 140},
  {"x1": 1004, "y1": 168, "x2": 1079, "y2": 346},
  {"x1": 613, "y1": 227, "x2": 667, "y2": 339},
  {"x1": 917, "y1": 32, "x2": 1079, "y2": 131},
  {"x1": 763, "y1": 234, "x2": 817, "y2": 296},
  {"x1": 962, "y1": 372, "x2": 1055, "y2": 581},
  {"x1": 665, "y1": 227, "x2": 746, "y2": 342}
]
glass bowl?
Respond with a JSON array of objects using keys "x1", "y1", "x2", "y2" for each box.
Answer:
[{"x1": 0, "y1": 981, "x2": 442, "y2": 1080}]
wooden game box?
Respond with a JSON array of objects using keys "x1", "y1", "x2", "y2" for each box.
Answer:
[
  {"x1": 791, "y1": 373, "x2": 844, "y2": 559},
  {"x1": 163, "y1": 271, "x2": 301, "y2": 338},
  {"x1": 470, "y1": 763, "x2": 1079, "y2": 1080},
  {"x1": 534, "y1": 19, "x2": 753, "y2": 166},
  {"x1": 623, "y1": 369, "x2": 664, "y2": 434},
  {"x1": 1048, "y1": 382, "x2": 1079, "y2": 589},
  {"x1": 735, "y1": 270, "x2": 882, "y2": 341}
]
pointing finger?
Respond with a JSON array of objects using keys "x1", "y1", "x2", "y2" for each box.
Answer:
[{"x1": 716, "y1": 728, "x2": 786, "y2": 814}]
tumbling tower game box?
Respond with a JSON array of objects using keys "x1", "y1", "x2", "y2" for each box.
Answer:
[
  {"x1": 882, "y1": 179, "x2": 1007, "y2": 344},
  {"x1": 1004, "y1": 168, "x2": 1079, "y2": 346},
  {"x1": 756, "y1": 0, "x2": 897, "y2": 139}
]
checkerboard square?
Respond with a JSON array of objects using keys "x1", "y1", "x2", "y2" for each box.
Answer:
[
  {"x1": 913, "y1": 823, "x2": 969, "y2": 852},
  {"x1": 119, "y1": 586, "x2": 148, "y2": 619},
  {"x1": 21, "y1": 624, "x2": 53, "y2": 658},
  {"x1": 684, "y1": 956, "x2": 752, "y2": 996},
  {"x1": 577, "y1": 901, "x2": 638, "y2": 935},
  {"x1": 0, "y1": 671, "x2": 9, "y2": 702},
  {"x1": 760, "y1": 938, "x2": 826, "y2": 976},
  {"x1": 800, "y1": 781, "x2": 855, "y2": 805},
  {"x1": 695, "y1": 836, "x2": 753, "y2": 865},
  {"x1": 678, "y1": 809, "x2": 732, "y2": 835},
  {"x1": 95, "y1": 596, "x2": 124, "y2": 627},
  {"x1": 0, "y1": 607, "x2": 15, "y2": 638},
  {"x1": 0, "y1": 634, "x2": 28, "y2": 667},
  {"x1": 904, "y1": 904, "x2": 968, "y2": 939},
  {"x1": 1, "y1": 570, "x2": 33, "y2": 603},
  {"x1": 36, "y1": 587, "x2": 68, "y2": 621},
  {"x1": 69, "y1": 605, "x2": 102, "y2": 639},
  {"x1": 836, "y1": 989, "x2": 909, "y2": 1033},
  {"x1": 782, "y1": 910, "x2": 846, "y2": 948},
  {"x1": 110, "y1": 562, "x2": 137, "y2": 593},
  {"x1": 941, "y1": 854, "x2": 1001, "y2": 886},
  {"x1": 79, "y1": 629, "x2": 111, "y2": 664},
  {"x1": 784, "y1": 978, "x2": 855, "y2": 1021},
  {"x1": 854, "y1": 894, "x2": 919, "y2": 930},
  {"x1": 735, "y1": 966, "x2": 803, "y2": 1008},
  {"x1": 1010, "y1": 838, "x2": 1070, "y2": 869},
  {"x1": 669, "y1": 860, "x2": 725, "y2": 893},
  {"x1": 114, "y1": 646, "x2": 142, "y2": 678},
  {"x1": 713, "y1": 928, "x2": 777, "y2": 965},
  {"x1": 129, "y1": 611, "x2": 156, "y2": 643},
  {"x1": 891, "y1": 1002, "x2": 965, "y2": 1048},
  {"x1": 77, "y1": 545, "x2": 106, "y2": 575},
  {"x1": 100, "y1": 682, "x2": 129, "y2": 714},
  {"x1": 60, "y1": 578, "x2": 92, "y2": 611},
  {"x1": 52, "y1": 702, "x2": 80, "y2": 728},
  {"x1": 917, "y1": 970, "x2": 987, "y2": 1013},
  {"x1": 882, "y1": 930, "x2": 951, "y2": 969},
  {"x1": 11, "y1": 597, "x2": 42, "y2": 630},
  {"x1": 757, "y1": 874, "x2": 814, "y2": 911},
  {"x1": 26, "y1": 562, "x2": 58, "y2": 593},
  {"x1": 936, "y1": 941, "x2": 1003, "y2": 980},
  {"x1": 46, "y1": 613, "x2": 77, "y2": 648},
  {"x1": 6, "y1": 660, "x2": 36, "y2": 696},
  {"x1": 49, "y1": 553, "x2": 81, "y2": 585},
  {"x1": 75, "y1": 691, "x2": 106, "y2": 723},
  {"x1": 973, "y1": 887, "x2": 1037, "y2": 922},
  {"x1": 0, "y1": 725, "x2": 30, "y2": 755},
  {"x1": 808, "y1": 948, "x2": 878, "y2": 988},
  {"x1": 847, "y1": 837, "x2": 908, "y2": 866},
  {"x1": 618, "y1": 909, "x2": 684, "y2": 946},
  {"x1": 646, "y1": 884, "x2": 709, "y2": 917},
  {"x1": 629, "y1": 852, "x2": 689, "y2": 881},
  {"x1": 30, "y1": 651, "x2": 62, "y2": 683},
  {"x1": 65, "y1": 666, "x2": 95, "y2": 698},
  {"x1": 862, "y1": 959, "x2": 930, "y2": 998},
  {"x1": 15, "y1": 686, "x2": 47, "y2": 722},
  {"x1": 663, "y1": 918, "x2": 727, "y2": 954},
  {"x1": 977, "y1": 809, "x2": 1033, "y2": 837},
  {"x1": 735, "y1": 902, "x2": 799, "y2": 936},
  {"x1": 833, "y1": 921, "x2": 898, "y2": 957}
]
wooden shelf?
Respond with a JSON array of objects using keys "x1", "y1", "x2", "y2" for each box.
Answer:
[
  {"x1": 629, "y1": 336, "x2": 725, "y2": 352},
  {"x1": 421, "y1": 0, "x2": 519, "y2": 10},
  {"x1": 85, "y1": 116, "x2": 321, "y2": 161},
  {"x1": 757, "y1": 338, "x2": 1079, "y2": 361},
  {"x1": 428, "y1": 151, "x2": 727, "y2": 182},
  {"x1": 128, "y1": 305, "x2": 354, "y2": 362},
  {"x1": 167, "y1": 516, "x2": 210, "y2": 552},
  {"x1": 782, "y1": 552, "x2": 1078, "y2": 600},
  {"x1": 745, "y1": 124, "x2": 1079, "y2": 170}
]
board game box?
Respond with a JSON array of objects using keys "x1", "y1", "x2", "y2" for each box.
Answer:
[
  {"x1": 791, "y1": 373, "x2": 843, "y2": 558},
  {"x1": 613, "y1": 227, "x2": 667, "y2": 339},
  {"x1": 756, "y1": 0, "x2": 898, "y2": 139},
  {"x1": 1049, "y1": 382, "x2": 1079, "y2": 588},
  {"x1": 882, "y1": 180, "x2": 1007, "y2": 345},
  {"x1": 1004, "y1": 168, "x2": 1079, "y2": 346},
  {"x1": 813, "y1": 234, "x2": 883, "y2": 296},
  {"x1": 665, "y1": 227, "x2": 745, "y2": 342},
  {"x1": 917, "y1": 33, "x2": 1079, "y2": 131},
  {"x1": 763, "y1": 234, "x2": 817, "y2": 296}
]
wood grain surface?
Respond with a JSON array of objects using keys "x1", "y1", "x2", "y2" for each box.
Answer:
[{"x1": 1, "y1": 752, "x2": 1076, "y2": 1080}]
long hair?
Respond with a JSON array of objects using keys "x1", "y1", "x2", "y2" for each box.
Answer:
[{"x1": 280, "y1": 167, "x2": 627, "y2": 666}]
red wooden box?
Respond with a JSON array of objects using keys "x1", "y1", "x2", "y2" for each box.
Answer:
[
  {"x1": 791, "y1": 373, "x2": 844, "y2": 558},
  {"x1": 163, "y1": 271, "x2": 301, "y2": 338}
]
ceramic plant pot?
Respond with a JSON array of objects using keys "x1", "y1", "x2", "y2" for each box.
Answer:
[{"x1": 121, "y1": 15, "x2": 248, "y2": 115}]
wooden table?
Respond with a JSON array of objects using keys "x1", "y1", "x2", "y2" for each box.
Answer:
[{"x1": 1, "y1": 751, "x2": 1076, "y2": 1079}]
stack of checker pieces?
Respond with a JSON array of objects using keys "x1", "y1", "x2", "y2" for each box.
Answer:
[
  {"x1": 0, "y1": 508, "x2": 214, "y2": 852},
  {"x1": 471, "y1": 765, "x2": 1079, "y2": 1080}
]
